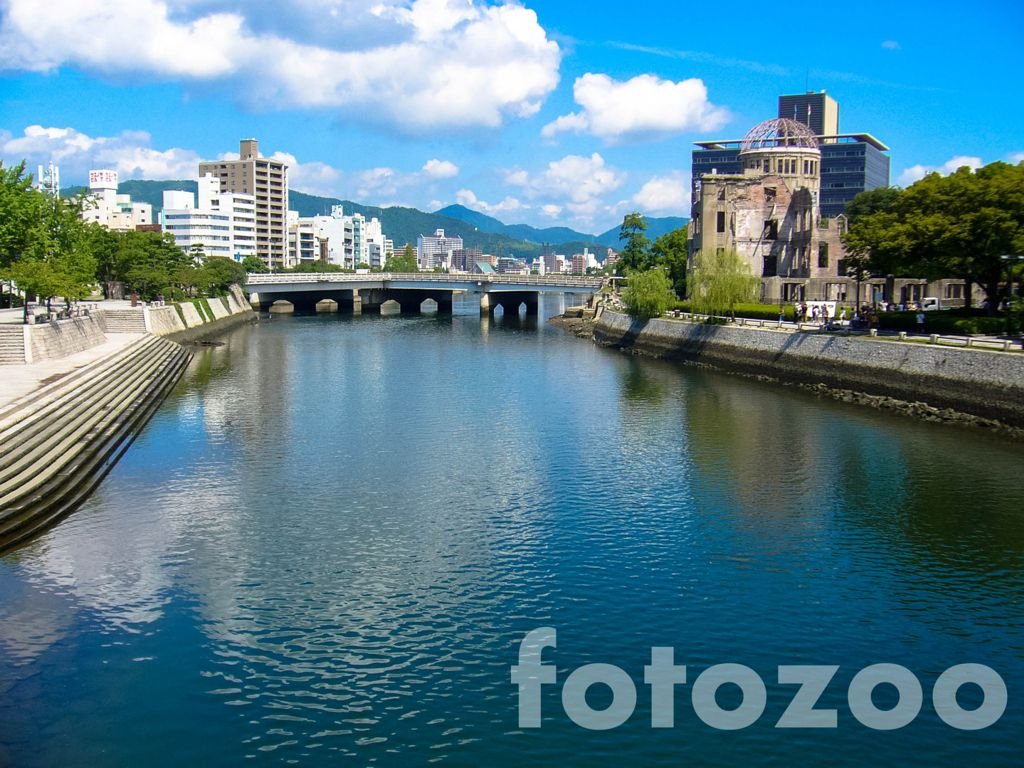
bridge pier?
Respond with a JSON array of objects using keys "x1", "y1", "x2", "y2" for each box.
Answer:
[
  {"x1": 480, "y1": 293, "x2": 492, "y2": 315},
  {"x1": 352, "y1": 289, "x2": 362, "y2": 315}
]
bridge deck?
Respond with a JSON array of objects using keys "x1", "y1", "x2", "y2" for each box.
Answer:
[{"x1": 245, "y1": 272, "x2": 604, "y2": 294}]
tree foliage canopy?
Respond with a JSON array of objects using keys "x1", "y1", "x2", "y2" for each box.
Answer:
[
  {"x1": 384, "y1": 244, "x2": 419, "y2": 272},
  {"x1": 616, "y1": 213, "x2": 654, "y2": 274},
  {"x1": 842, "y1": 160, "x2": 1024, "y2": 309}
]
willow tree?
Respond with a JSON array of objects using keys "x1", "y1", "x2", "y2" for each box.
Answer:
[
  {"x1": 689, "y1": 248, "x2": 758, "y2": 319},
  {"x1": 622, "y1": 267, "x2": 675, "y2": 318}
]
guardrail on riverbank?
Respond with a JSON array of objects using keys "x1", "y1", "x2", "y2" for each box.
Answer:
[{"x1": 643, "y1": 308, "x2": 1023, "y2": 354}]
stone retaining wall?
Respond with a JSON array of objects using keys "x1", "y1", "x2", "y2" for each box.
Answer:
[
  {"x1": 593, "y1": 310, "x2": 1024, "y2": 427},
  {"x1": 26, "y1": 316, "x2": 108, "y2": 364}
]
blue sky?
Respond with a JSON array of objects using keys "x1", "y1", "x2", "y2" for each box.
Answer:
[{"x1": 1, "y1": 0, "x2": 1022, "y2": 234}]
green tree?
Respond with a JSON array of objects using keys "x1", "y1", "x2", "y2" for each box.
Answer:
[
  {"x1": 622, "y1": 267, "x2": 675, "y2": 318},
  {"x1": 118, "y1": 230, "x2": 193, "y2": 300},
  {"x1": 384, "y1": 244, "x2": 419, "y2": 272},
  {"x1": 616, "y1": 213, "x2": 653, "y2": 274},
  {"x1": 197, "y1": 256, "x2": 247, "y2": 296},
  {"x1": 0, "y1": 161, "x2": 41, "y2": 273},
  {"x1": 242, "y1": 254, "x2": 269, "y2": 273},
  {"x1": 843, "y1": 162, "x2": 1024, "y2": 311},
  {"x1": 5, "y1": 190, "x2": 96, "y2": 317},
  {"x1": 650, "y1": 225, "x2": 689, "y2": 297},
  {"x1": 689, "y1": 248, "x2": 759, "y2": 318}
]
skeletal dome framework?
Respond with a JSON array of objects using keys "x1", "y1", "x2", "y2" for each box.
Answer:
[{"x1": 740, "y1": 118, "x2": 819, "y2": 152}]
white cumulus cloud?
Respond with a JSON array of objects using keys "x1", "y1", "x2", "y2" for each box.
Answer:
[
  {"x1": 268, "y1": 151, "x2": 344, "y2": 198},
  {"x1": 505, "y1": 152, "x2": 626, "y2": 228},
  {"x1": 422, "y1": 159, "x2": 460, "y2": 179},
  {"x1": 1, "y1": 125, "x2": 201, "y2": 180},
  {"x1": 0, "y1": 0, "x2": 561, "y2": 132},
  {"x1": 455, "y1": 188, "x2": 525, "y2": 216},
  {"x1": 1008, "y1": 151, "x2": 1024, "y2": 164},
  {"x1": 542, "y1": 73, "x2": 729, "y2": 143},
  {"x1": 897, "y1": 155, "x2": 983, "y2": 187},
  {"x1": 632, "y1": 173, "x2": 690, "y2": 215}
]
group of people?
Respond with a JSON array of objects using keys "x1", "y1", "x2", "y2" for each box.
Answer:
[{"x1": 792, "y1": 301, "x2": 837, "y2": 327}]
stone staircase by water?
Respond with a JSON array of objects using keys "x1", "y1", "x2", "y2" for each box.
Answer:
[
  {"x1": 0, "y1": 326, "x2": 25, "y2": 365},
  {"x1": 98, "y1": 308, "x2": 148, "y2": 333},
  {"x1": 0, "y1": 335, "x2": 191, "y2": 552}
]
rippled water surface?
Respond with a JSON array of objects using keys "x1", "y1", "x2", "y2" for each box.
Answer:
[{"x1": 2, "y1": 297, "x2": 1022, "y2": 766}]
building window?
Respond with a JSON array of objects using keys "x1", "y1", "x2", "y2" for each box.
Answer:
[
  {"x1": 764, "y1": 220, "x2": 778, "y2": 240},
  {"x1": 818, "y1": 242, "x2": 829, "y2": 268},
  {"x1": 945, "y1": 283, "x2": 964, "y2": 299},
  {"x1": 765, "y1": 187, "x2": 776, "y2": 203},
  {"x1": 717, "y1": 211, "x2": 726, "y2": 232},
  {"x1": 717, "y1": 188, "x2": 726, "y2": 201}
]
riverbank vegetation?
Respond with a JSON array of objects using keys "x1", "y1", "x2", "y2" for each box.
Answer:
[
  {"x1": 1, "y1": 160, "x2": 247, "y2": 311},
  {"x1": 843, "y1": 160, "x2": 1024, "y2": 312}
]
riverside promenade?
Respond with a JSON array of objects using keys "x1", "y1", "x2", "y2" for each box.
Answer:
[{"x1": 0, "y1": 303, "x2": 146, "y2": 409}]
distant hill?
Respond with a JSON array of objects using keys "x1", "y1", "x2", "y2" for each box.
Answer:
[
  {"x1": 63, "y1": 180, "x2": 687, "y2": 259},
  {"x1": 436, "y1": 203, "x2": 687, "y2": 250}
]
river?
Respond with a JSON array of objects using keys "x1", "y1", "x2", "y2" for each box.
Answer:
[{"x1": 1, "y1": 296, "x2": 1021, "y2": 766}]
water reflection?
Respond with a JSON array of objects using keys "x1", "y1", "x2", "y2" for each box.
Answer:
[{"x1": 1, "y1": 297, "x2": 1022, "y2": 766}]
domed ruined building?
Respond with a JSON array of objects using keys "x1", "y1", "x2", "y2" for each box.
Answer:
[{"x1": 689, "y1": 117, "x2": 845, "y2": 305}]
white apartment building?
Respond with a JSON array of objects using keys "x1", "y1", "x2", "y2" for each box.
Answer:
[
  {"x1": 80, "y1": 170, "x2": 153, "y2": 231},
  {"x1": 160, "y1": 174, "x2": 257, "y2": 261},
  {"x1": 287, "y1": 206, "x2": 393, "y2": 269},
  {"x1": 416, "y1": 229, "x2": 463, "y2": 271}
]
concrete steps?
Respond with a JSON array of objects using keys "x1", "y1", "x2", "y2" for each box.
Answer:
[
  {"x1": 0, "y1": 326, "x2": 25, "y2": 365},
  {"x1": 99, "y1": 309, "x2": 148, "y2": 333},
  {"x1": 0, "y1": 335, "x2": 191, "y2": 552}
]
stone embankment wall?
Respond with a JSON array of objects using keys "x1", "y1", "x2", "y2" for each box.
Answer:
[
  {"x1": 593, "y1": 310, "x2": 1024, "y2": 428},
  {"x1": 2, "y1": 285, "x2": 255, "y2": 366},
  {"x1": 143, "y1": 285, "x2": 255, "y2": 342}
]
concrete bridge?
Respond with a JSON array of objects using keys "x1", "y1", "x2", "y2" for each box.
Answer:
[{"x1": 244, "y1": 272, "x2": 605, "y2": 315}]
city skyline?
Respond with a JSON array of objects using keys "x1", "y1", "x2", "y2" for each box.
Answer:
[{"x1": 1, "y1": 0, "x2": 1021, "y2": 234}]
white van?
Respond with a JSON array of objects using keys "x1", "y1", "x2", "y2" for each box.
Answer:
[{"x1": 921, "y1": 297, "x2": 941, "y2": 311}]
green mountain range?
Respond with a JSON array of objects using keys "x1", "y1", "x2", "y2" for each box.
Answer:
[{"x1": 63, "y1": 180, "x2": 688, "y2": 260}]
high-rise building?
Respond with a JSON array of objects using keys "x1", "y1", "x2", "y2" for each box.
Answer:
[
  {"x1": 691, "y1": 91, "x2": 889, "y2": 219},
  {"x1": 777, "y1": 91, "x2": 839, "y2": 137},
  {"x1": 199, "y1": 139, "x2": 289, "y2": 269}
]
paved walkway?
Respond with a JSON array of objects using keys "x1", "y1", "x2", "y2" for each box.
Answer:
[{"x1": 0, "y1": 333, "x2": 143, "y2": 411}]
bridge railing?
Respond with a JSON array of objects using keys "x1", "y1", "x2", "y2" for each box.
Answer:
[{"x1": 244, "y1": 272, "x2": 604, "y2": 289}]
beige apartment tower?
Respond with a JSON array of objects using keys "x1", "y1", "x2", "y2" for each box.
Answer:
[{"x1": 199, "y1": 139, "x2": 289, "y2": 268}]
